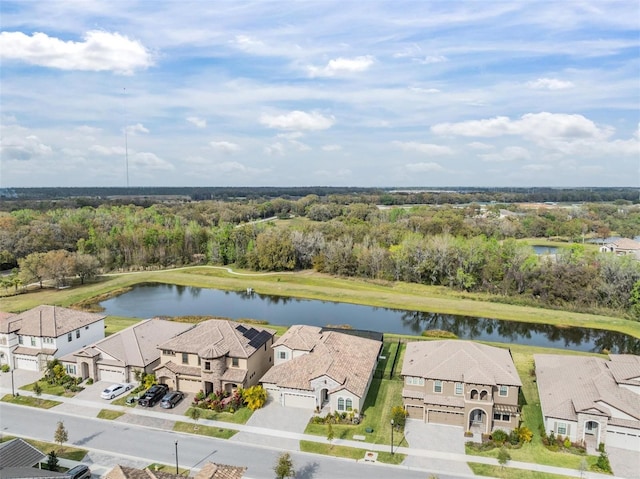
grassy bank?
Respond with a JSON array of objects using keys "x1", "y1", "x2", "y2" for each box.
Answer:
[{"x1": 2, "y1": 266, "x2": 638, "y2": 339}]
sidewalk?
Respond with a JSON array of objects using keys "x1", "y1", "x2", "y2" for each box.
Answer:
[{"x1": 0, "y1": 386, "x2": 622, "y2": 479}]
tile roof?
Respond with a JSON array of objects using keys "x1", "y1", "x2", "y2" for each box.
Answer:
[
  {"x1": 606, "y1": 354, "x2": 640, "y2": 387},
  {"x1": 422, "y1": 393, "x2": 465, "y2": 408},
  {"x1": 0, "y1": 312, "x2": 19, "y2": 334},
  {"x1": 401, "y1": 340, "x2": 522, "y2": 387},
  {"x1": 63, "y1": 318, "x2": 193, "y2": 368},
  {"x1": 158, "y1": 320, "x2": 275, "y2": 359},
  {"x1": 611, "y1": 238, "x2": 640, "y2": 250},
  {"x1": 0, "y1": 438, "x2": 46, "y2": 468},
  {"x1": 13, "y1": 346, "x2": 57, "y2": 356},
  {"x1": 260, "y1": 325, "x2": 382, "y2": 398},
  {"x1": 535, "y1": 354, "x2": 640, "y2": 425},
  {"x1": 11, "y1": 305, "x2": 105, "y2": 338},
  {"x1": 155, "y1": 361, "x2": 201, "y2": 377},
  {"x1": 105, "y1": 463, "x2": 245, "y2": 479}
]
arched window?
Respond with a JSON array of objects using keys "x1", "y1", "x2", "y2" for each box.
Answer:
[
  {"x1": 338, "y1": 397, "x2": 345, "y2": 411},
  {"x1": 346, "y1": 398, "x2": 353, "y2": 411},
  {"x1": 471, "y1": 389, "x2": 478, "y2": 400},
  {"x1": 480, "y1": 390, "x2": 488, "y2": 400}
]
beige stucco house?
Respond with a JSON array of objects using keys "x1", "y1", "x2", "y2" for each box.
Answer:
[
  {"x1": 154, "y1": 319, "x2": 276, "y2": 394},
  {"x1": 59, "y1": 318, "x2": 193, "y2": 383},
  {"x1": 535, "y1": 354, "x2": 640, "y2": 452},
  {"x1": 260, "y1": 325, "x2": 382, "y2": 412},
  {"x1": 599, "y1": 238, "x2": 640, "y2": 259},
  {"x1": 401, "y1": 340, "x2": 522, "y2": 434},
  {"x1": 0, "y1": 305, "x2": 105, "y2": 372}
]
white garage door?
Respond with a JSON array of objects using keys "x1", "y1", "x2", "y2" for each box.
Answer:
[
  {"x1": 606, "y1": 428, "x2": 640, "y2": 451},
  {"x1": 98, "y1": 367, "x2": 125, "y2": 383},
  {"x1": 15, "y1": 357, "x2": 39, "y2": 371},
  {"x1": 264, "y1": 385, "x2": 280, "y2": 402},
  {"x1": 283, "y1": 393, "x2": 315, "y2": 409}
]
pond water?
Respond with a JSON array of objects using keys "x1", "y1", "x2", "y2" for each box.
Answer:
[
  {"x1": 99, "y1": 283, "x2": 640, "y2": 354},
  {"x1": 532, "y1": 245, "x2": 559, "y2": 255}
]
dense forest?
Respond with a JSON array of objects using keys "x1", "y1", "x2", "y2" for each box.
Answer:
[{"x1": 2, "y1": 192, "x2": 640, "y2": 320}]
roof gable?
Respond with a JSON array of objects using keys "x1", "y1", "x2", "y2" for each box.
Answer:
[
  {"x1": 0, "y1": 438, "x2": 46, "y2": 468},
  {"x1": 12, "y1": 305, "x2": 105, "y2": 338}
]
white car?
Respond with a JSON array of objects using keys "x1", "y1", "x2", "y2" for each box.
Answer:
[{"x1": 100, "y1": 383, "x2": 132, "y2": 400}]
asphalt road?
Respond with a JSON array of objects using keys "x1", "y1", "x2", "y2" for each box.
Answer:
[{"x1": 0, "y1": 403, "x2": 470, "y2": 479}]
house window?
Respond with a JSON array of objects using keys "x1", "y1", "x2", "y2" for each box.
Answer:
[
  {"x1": 406, "y1": 377, "x2": 424, "y2": 386},
  {"x1": 182, "y1": 353, "x2": 189, "y2": 364},
  {"x1": 30, "y1": 337, "x2": 36, "y2": 346},
  {"x1": 499, "y1": 386, "x2": 508, "y2": 397},
  {"x1": 18, "y1": 336, "x2": 23, "y2": 345},
  {"x1": 162, "y1": 349, "x2": 175, "y2": 356},
  {"x1": 43, "y1": 337, "x2": 53, "y2": 344},
  {"x1": 76, "y1": 329, "x2": 80, "y2": 339},
  {"x1": 434, "y1": 380, "x2": 443, "y2": 393},
  {"x1": 346, "y1": 398, "x2": 353, "y2": 411},
  {"x1": 67, "y1": 333, "x2": 72, "y2": 342},
  {"x1": 494, "y1": 413, "x2": 510, "y2": 422},
  {"x1": 65, "y1": 364, "x2": 76, "y2": 375},
  {"x1": 232, "y1": 358, "x2": 239, "y2": 367},
  {"x1": 455, "y1": 382, "x2": 463, "y2": 395},
  {"x1": 338, "y1": 398, "x2": 345, "y2": 411},
  {"x1": 557, "y1": 423, "x2": 567, "y2": 435},
  {"x1": 204, "y1": 361, "x2": 211, "y2": 371},
  {"x1": 279, "y1": 351, "x2": 287, "y2": 360}
]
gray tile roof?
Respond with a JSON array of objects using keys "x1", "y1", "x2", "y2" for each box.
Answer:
[
  {"x1": 260, "y1": 325, "x2": 382, "y2": 398},
  {"x1": 401, "y1": 340, "x2": 522, "y2": 387},
  {"x1": 105, "y1": 463, "x2": 245, "y2": 479},
  {"x1": 11, "y1": 305, "x2": 105, "y2": 338},
  {"x1": 535, "y1": 354, "x2": 640, "y2": 425},
  {"x1": 607, "y1": 354, "x2": 640, "y2": 387},
  {"x1": 0, "y1": 438, "x2": 46, "y2": 468},
  {"x1": 158, "y1": 320, "x2": 275, "y2": 359},
  {"x1": 0, "y1": 312, "x2": 19, "y2": 334}
]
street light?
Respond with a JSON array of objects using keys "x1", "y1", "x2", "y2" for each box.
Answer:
[
  {"x1": 10, "y1": 368, "x2": 15, "y2": 397},
  {"x1": 175, "y1": 440, "x2": 179, "y2": 474},
  {"x1": 390, "y1": 419, "x2": 394, "y2": 455}
]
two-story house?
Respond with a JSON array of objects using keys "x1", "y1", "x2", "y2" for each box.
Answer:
[
  {"x1": 154, "y1": 319, "x2": 276, "y2": 394},
  {"x1": 0, "y1": 305, "x2": 105, "y2": 371},
  {"x1": 401, "y1": 340, "x2": 522, "y2": 434},
  {"x1": 0, "y1": 312, "x2": 19, "y2": 368}
]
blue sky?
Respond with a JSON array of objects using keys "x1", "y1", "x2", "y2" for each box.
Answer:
[{"x1": 0, "y1": 1, "x2": 638, "y2": 188}]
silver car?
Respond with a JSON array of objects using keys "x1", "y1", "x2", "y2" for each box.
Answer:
[{"x1": 100, "y1": 383, "x2": 132, "y2": 400}]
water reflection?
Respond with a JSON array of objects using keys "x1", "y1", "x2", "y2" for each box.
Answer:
[{"x1": 98, "y1": 283, "x2": 640, "y2": 354}]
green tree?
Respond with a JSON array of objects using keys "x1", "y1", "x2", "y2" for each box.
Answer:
[
  {"x1": 273, "y1": 452, "x2": 295, "y2": 479},
  {"x1": 46, "y1": 450, "x2": 59, "y2": 472},
  {"x1": 54, "y1": 420, "x2": 68, "y2": 452},
  {"x1": 497, "y1": 447, "x2": 511, "y2": 469},
  {"x1": 33, "y1": 381, "x2": 43, "y2": 397},
  {"x1": 188, "y1": 406, "x2": 201, "y2": 430},
  {"x1": 18, "y1": 252, "x2": 47, "y2": 288},
  {"x1": 327, "y1": 422, "x2": 334, "y2": 445},
  {"x1": 630, "y1": 280, "x2": 640, "y2": 319},
  {"x1": 595, "y1": 450, "x2": 611, "y2": 473},
  {"x1": 73, "y1": 252, "x2": 100, "y2": 284},
  {"x1": 391, "y1": 405, "x2": 408, "y2": 429}
]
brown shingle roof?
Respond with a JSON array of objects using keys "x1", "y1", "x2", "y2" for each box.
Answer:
[
  {"x1": 535, "y1": 354, "x2": 640, "y2": 424},
  {"x1": 158, "y1": 319, "x2": 275, "y2": 359},
  {"x1": 260, "y1": 325, "x2": 382, "y2": 398},
  {"x1": 401, "y1": 340, "x2": 522, "y2": 387},
  {"x1": 11, "y1": 305, "x2": 105, "y2": 338}
]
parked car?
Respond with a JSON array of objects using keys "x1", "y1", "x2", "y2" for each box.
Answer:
[
  {"x1": 138, "y1": 383, "x2": 169, "y2": 407},
  {"x1": 100, "y1": 383, "x2": 132, "y2": 400},
  {"x1": 160, "y1": 391, "x2": 184, "y2": 409},
  {"x1": 65, "y1": 464, "x2": 91, "y2": 479}
]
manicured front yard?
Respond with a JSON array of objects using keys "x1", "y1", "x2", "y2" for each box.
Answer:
[
  {"x1": 21, "y1": 380, "x2": 79, "y2": 397},
  {"x1": 468, "y1": 462, "x2": 576, "y2": 479},
  {"x1": 1, "y1": 435, "x2": 87, "y2": 461},
  {"x1": 173, "y1": 421, "x2": 237, "y2": 439},
  {"x1": 1, "y1": 394, "x2": 61, "y2": 409},
  {"x1": 300, "y1": 440, "x2": 405, "y2": 465},
  {"x1": 97, "y1": 409, "x2": 125, "y2": 420},
  {"x1": 185, "y1": 406, "x2": 253, "y2": 424}
]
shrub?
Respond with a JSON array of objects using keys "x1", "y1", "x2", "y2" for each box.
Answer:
[
  {"x1": 595, "y1": 451, "x2": 611, "y2": 473},
  {"x1": 1, "y1": 364, "x2": 10, "y2": 373},
  {"x1": 86, "y1": 378, "x2": 93, "y2": 385},
  {"x1": 491, "y1": 429, "x2": 508, "y2": 444},
  {"x1": 391, "y1": 405, "x2": 408, "y2": 429},
  {"x1": 243, "y1": 385, "x2": 267, "y2": 411},
  {"x1": 518, "y1": 426, "x2": 533, "y2": 443},
  {"x1": 563, "y1": 437, "x2": 571, "y2": 449},
  {"x1": 508, "y1": 429, "x2": 520, "y2": 445}
]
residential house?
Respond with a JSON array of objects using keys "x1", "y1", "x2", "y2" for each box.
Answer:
[
  {"x1": 59, "y1": 318, "x2": 193, "y2": 383},
  {"x1": 1, "y1": 305, "x2": 105, "y2": 371},
  {"x1": 260, "y1": 325, "x2": 382, "y2": 412},
  {"x1": 0, "y1": 437, "x2": 66, "y2": 479},
  {"x1": 104, "y1": 462, "x2": 246, "y2": 479},
  {"x1": 535, "y1": 354, "x2": 640, "y2": 451},
  {"x1": 599, "y1": 238, "x2": 640, "y2": 259},
  {"x1": 401, "y1": 340, "x2": 522, "y2": 434},
  {"x1": 0, "y1": 311, "x2": 19, "y2": 368},
  {"x1": 155, "y1": 319, "x2": 276, "y2": 394}
]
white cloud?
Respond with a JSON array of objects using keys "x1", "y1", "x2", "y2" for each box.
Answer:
[
  {"x1": 393, "y1": 141, "x2": 453, "y2": 155},
  {"x1": 210, "y1": 141, "x2": 240, "y2": 154},
  {"x1": 307, "y1": 55, "x2": 375, "y2": 77},
  {"x1": 264, "y1": 142, "x2": 284, "y2": 156},
  {"x1": 187, "y1": 117, "x2": 207, "y2": 128},
  {"x1": 523, "y1": 163, "x2": 553, "y2": 171},
  {"x1": 232, "y1": 35, "x2": 265, "y2": 53},
  {"x1": 468, "y1": 141, "x2": 494, "y2": 150},
  {"x1": 125, "y1": 123, "x2": 149, "y2": 135},
  {"x1": 314, "y1": 168, "x2": 352, "y2": 178},
  {"x1": 75, "y1": 125, "x2": 102, "y2": 135},
  {"x1": 322, "y1": 144, "x2": 342, "y2": 151},
  {"x1": 132, "y1": 152, "x2": 174, "y2": 170},
  {"x1": 0, "y1": 30, "x2": 153, "y2": 74},
  {"x1": 0, "y1": 134, "x2": 52, "y2": 161},
  {"x1": 260, "y1": 111, "x2": 335, "y2": 131},
  {"x1": 405, "y1": 162, "x2": 445, "y2": 172},
  {"x1": 89, "y1": 145, "x2": 125, "y2": 156},
  {"x1": 409, "y1": 86, "x2": 441, "y2": 93},
  {"x1": 417, "y1": 55, "x2": 448, "y2": 64},
  {"x1": 526, "y1": 78, "x2": 574, "y2": 90},
  {"x1": 276, "y1": 132, "x2": 304, "y2": 140},
  {"x1": 479, "y1": 146, "x2": 531, "y2": 162}
]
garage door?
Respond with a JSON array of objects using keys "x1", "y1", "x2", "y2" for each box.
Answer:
[
  {"x1": 264, "y1": 385, "x2": 280, "y2": 402},
  {"x1": 177, "y1": 378, "x2": 201, "y2": 393},
  {"x1": 283, "y1": 393, "x2": 315, "y2": 409},
  {"x1": 98, "y1": 367, "x2": 124, "y2": 383},
  {"x1": 406, "y1": 405, "x2": 424, "y2": 420},
  {"x1": 606, "y1": 428, "x2": 640, "y2": 451},
  {"x1": 15, "y1": 357, "x2": 39, "y2": 371},
  {"x1": 427, "y1": 410, "x2": 464, "y2": 427}
]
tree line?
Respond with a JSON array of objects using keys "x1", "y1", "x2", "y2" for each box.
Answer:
[{"x1": 2, "y1": 196, "x2": 640, "y2": 319}]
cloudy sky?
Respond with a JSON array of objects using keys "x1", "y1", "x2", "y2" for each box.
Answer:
[{"x1": 1, "y1": 1, "x2": 638, "y2": 188}]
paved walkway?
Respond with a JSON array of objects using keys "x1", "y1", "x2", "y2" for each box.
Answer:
[{"x1": 0, "y1": 385, "x2": 629, "y2": 479}]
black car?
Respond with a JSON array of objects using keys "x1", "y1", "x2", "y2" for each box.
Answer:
[
  {"x1": 160, "y1": 391, "x2": 184, "y2": 409},
  {"x1": 66, "y1": 465, "x2": 91, "y2": 479},
  {"x1": 137, "y1": 383, "x2": 169, "y2": 407}
]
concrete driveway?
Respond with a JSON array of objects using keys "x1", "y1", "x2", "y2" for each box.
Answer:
[
  {"x1": 402, "y1": 419, "x2": 472, "y2": 475},
  {"x1": 0, "y1": 369, "x2": 41, "y2": 393},
  {"x1": 230, "y1": 398, "x2": 312, "y2": 450},
  {"x1": 607, "y1": 447, "x2": 640, "y2": 479}
]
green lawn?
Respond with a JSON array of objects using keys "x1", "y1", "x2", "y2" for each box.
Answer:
[
  {"x1": 185, "y1": 406, "x2": 253, "y2": 424},
  {"x1": 299, "y1": 440, "x2": 405, "y2": 465},
  {"x1": 1, "y1": 436, "x2": 87, "y2": 461},
  {"x1": 97, "y1": 409, "x2": 125, "y2": 420},
  {"x1": 105, "y1": 316, "x2": 140, "y2": 336},
  {"x1": 173, "y1": 421, "x2": 237, "y2": 439},
  {"x1": 469, "y1": 462, "x2": 577, "y2": 479},
  {"x1": 20, "y1": 380, "x2": 79, "y2": 397},
  {"x1": 1, "y1": 394, "x2": 61, "y2": 409}
]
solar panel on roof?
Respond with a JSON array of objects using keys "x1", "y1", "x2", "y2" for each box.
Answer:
[
  {"x1": 236, "y1": 324, "x2": 248, "y2": 333},
  {"x1": 248, "y1": 330, "x2": 271, "y2": 348},
  {"x1": 244, "y1": 328, "x2": 259, "y2": 340}
]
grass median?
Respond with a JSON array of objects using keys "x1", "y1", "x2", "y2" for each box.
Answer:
[{"x1": 1, "y1": 394, "x2": 61, "y2": 409}]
